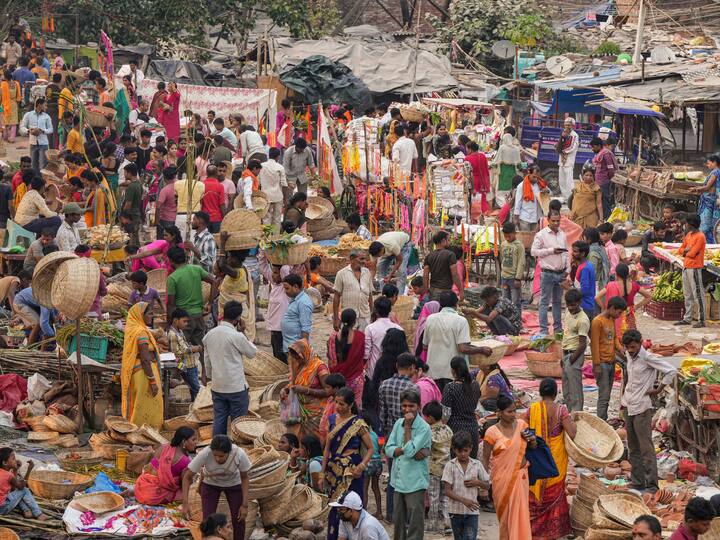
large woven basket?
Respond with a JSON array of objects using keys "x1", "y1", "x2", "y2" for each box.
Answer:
[
  {"x1": 230, "y1": 416, "x2": 267, "y2": 444},
  {"x1": 565, "y1": 412, "x2": 624, "y2": 468},
  {"x1": 584, "y1": 527, "x2": 632, "y2": 540},
  {"x1": 221, "y1": 209, "x2": 262, "y2": 233},
  {"x1": 27, "y1": 430, "x2": 60, "y2": 442},
  {"x1": 146, "y1": 268, "x2": 167, "y2": 294},
  {"x1": 0, "y1": 527, "x2": 19, "y2": 540},
  {"x1": 248, "y1": 465, "x2": 292, "y2": 500},
  {"x1": 28, "y1": 470, "x2": 94, "y2": 499},
  {"x1": 262, "y1": 419, "x2": 286, "y2": 449},
  {"x1": 311, "y1": 226, "x2": 342, "y2": 241},
  {"x1": 56, "y1": 450, "x2": 105, "y2": 470},
  {"x1": 701, "y1": 518, "x2": 720, "y2": 540},
  {"x1": 597, "y1": 493, "x2": 650, "y2": 528},
  {"x1": 286, "y1": 491, "x2": 329, "y2": 525},
  {"x1": 265, "y1": 236, "x2": 313, "y2": 265},
  {"x1": 226, "y1": 231, "x2": 261, "y2": 250},
  {"x1": 258, "y1": 476, "x2": 299, "y2": 525},
  {"x1": 402, "y1": 319, "x2": 418, "y2": 351},
  {"x1": 318, "y1": 256, "x2": 348, "y2": 276},
  {"x1": 468, "y1": 339, "x2": 509, "y2": 367},
  {"x1": 43, "y1": 414, "x2": 77, "y2": 434},
  {"x1": 244, "y1": 500, "x2": 259, "y2": 540},
  {"x1": 592, "y1": 498, "x2": 629, "y2": 530},
  {"x1": 392, "y1": 296, "x2": 415, "y2": 323},
  {"x1": 72, "y1": 491, "x2": 125, "y2": 514},
  {"x1": 234, "y1": 191, "x2": 269, "y2": 218},
  {"x1": 24, "y1": 415, "x2": 50, "y2": 432},
  {"x1": 51, "y1": 258, "x2": 100, "y2": 319},
  {"x1": 527, "y1": 358, "x2": 563, "y2": 378},
  {"x1": 307, "y1": 215, "x2": 335, "y2": 232},
  {"x1": 105, "y1": 416, "x2": 138, "y2": 434},
  {"x1": 244, "y1": 350, "x2": 289, "y2": 377},
  {"x1": 86, "y1": 105, "x2": 116, "y2": 127},
  {"x1": 399, "y1": 106, "x2": 424, "y2": 123},
  {"x1": 525, "y1": 343, "x2": 562, "y2": 363},
  {"x1": 162, "y1": 416, "x2": 201, "y2": 432},
  {"x1": 306, "y1": 197, "x2": 334, "y2": 220},
  {"x1": 279, "y1": 484, "x2": 316, "y2": 523},
  {"x1": 32, "y1": 251, "x2": 78, "y2": 308}
]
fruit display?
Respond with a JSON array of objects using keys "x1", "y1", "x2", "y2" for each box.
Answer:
[
  {"x1": 651, "y1": 271, "x2": 683, "y2": 302},
  {"x1": 337, "y1": 233, "x2": 372, "y2": 251},
  {"x1": 84, "y1": 225, "x2": 129, "y2": 248}
]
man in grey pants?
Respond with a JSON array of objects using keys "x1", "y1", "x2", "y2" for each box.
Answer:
[
  {"x1": 561, "y1": 288, "x2": 590, "y2": 412},
  {"x1": 621, "y1": 329, "x2": 676, "y2": 491}
]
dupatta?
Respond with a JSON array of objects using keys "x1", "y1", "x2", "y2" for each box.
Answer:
[
  {"x1": 528, "y1": 402, "x2": 567, "y2": 500},
  {"x1": 325, "y1": 415, "x2": 368, "y2": 502},
  {"x1": 121, "y1": 303, "x2": 158, "y2": 419},
  {"x1": 327, "y1": 330, "x2": 365, "y2": 383}
]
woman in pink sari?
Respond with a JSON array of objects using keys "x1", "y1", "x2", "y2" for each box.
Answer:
[
  {"x1": 482, "y1": 394, "x2": 535, "y2": 540},
  {"x1": 327, "y1": 308, "x2": 365, "y2": 406},
  {"x1": 413, "y1": 301, "x2": 440, "y2": 360},
  {"x1": 158, "y1": 81, "x2": 181, "y2": 141},
  {"x1": 134, "y1": 427, "x2": 197, "y2": 505}
]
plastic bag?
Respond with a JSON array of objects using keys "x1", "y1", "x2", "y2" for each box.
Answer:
[
  {"x1": 279, "y1": 389, "x2": 302, "y2": 425},
  {"x1": 27, "y1": 374, "x2": 51, "y2": 401},
  {"x1": 85, "y1": 471, "x2": 123, "y2": 493}
]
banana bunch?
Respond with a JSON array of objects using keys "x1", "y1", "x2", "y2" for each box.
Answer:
[
  {"x1": 707, "y1": 249, "x2": 720, "y2": 266},
  {"x1": 703, "y1": 342, "x2": 720, "y2": 354},
  {"x1": 652, "y1": 271, "x2": 684, "y2": 302}
]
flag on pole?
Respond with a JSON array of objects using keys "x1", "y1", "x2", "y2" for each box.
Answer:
[
  {"x1": 318, "y1": 104, "x2": 343, "y2": 196},
  {"x1": 305, "y1": 106, "x2": 312, "y2": 141}
]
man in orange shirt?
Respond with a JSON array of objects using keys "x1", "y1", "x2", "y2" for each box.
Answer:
[
  {"x1": 590, "y1": 296, "x2": 626, "y2": 420},
  {"x1": 676, "y1": 214, "x2": 706, "y2": 328}
]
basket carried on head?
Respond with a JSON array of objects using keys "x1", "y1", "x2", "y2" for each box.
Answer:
[
  {"x1": 225, "y1": 231, "x2": 261, "y2": 250},
  {"x1": 399, "y1": 106, "x2": 425, "y2": 123},
  {"x1": 27, "y1": 470, "x2": 94, "y2": 500},
  {"x1": 221, "y1": 209, "x2": 262, "y2": 233},
  {"x1": 467, "y1": 339, "x2": 509, "y2": 367},
  {"x1": 146, "y1": 268, "x2": 167, "y2": 294},
  {"x1": 392, "y1": 296, "x2": 415, "y2": 324},
  {"x1": 86, "y1": 105, "x2": 116, "y2": 128},
  {"x1": 234, "y1": 191, "x2": 269, "y2": 218},
  {"x1": 32, "y1": 251, "x2": 78, "y2": 308},
  {"x1": 264, "y1": 236, "x2": 313, "y2": 265},
  {"x1": 564, "y1": 411, "x2": 624, "y2": 469}
]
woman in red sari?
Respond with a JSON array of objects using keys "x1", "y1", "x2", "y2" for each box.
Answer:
[
  {"x1": 327, "y1": 308, "x2": 365, "y2": 406},
  {"x1": 158, "y1": 81, "x2": 181, "y2": 141},
  {"x1": 134, "y1": 427, "x2": 197, "y2": 505}
]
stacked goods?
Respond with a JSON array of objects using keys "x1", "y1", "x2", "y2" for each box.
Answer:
[
  {"x1": 24, "y1": 413, "x2": 79, "y2": 447},
  {"x1": 642, "y1": 489, "x2": 694, "y2": 532},
  {"x1": 337, "y1": 233, "x2": 372, "y2": 253},
  {"x1": 89, "y1": 417, "x2": 167, "y2": 459},
  {"x1": 230, "y1": 416, "x2": 267, "y2": 446},
  {"x1": 306, "y1": 197, "x2": 340, "y2": 241},
  {"x1": 647, "y1": 271, "x2": 685, "y2": 321},
  {"x1": 585, "y1": 493, "x2": 651, "y2": 539},
  {"x1": 571, "y1": 473, "x2": 611, "y2": 536},
  {"x1": 565, "y1": 412, "x2": 624, "y2": 469},
  {"x1": 84, "y1": 225, "x2": 128, "y2": 249},
  {"x1": 102, "y1": 276, "x2": 134, "y2": 316},
  {"x1": 244, "y1": 351, "x2": 289, "y2": 388}
]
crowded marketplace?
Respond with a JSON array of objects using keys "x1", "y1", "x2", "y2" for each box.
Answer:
[{"x1": 2, "y1": 2, "x2": 720, "y2": 540}]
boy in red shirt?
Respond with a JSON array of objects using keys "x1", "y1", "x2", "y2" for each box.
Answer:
[
  {"x1": 201, "y1": 164, "x2": 226, "y2": 233},
  {"x1": 676, "y1": 214, "x2": 706, "y2": 328}
]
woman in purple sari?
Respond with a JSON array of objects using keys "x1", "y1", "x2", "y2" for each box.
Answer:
[{"x1": 320, "y1": 388, "x2": 373, "y2": 540}]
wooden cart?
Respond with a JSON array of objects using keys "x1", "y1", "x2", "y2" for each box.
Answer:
[{"x1": 611, "y1": 169, "x2": 697, "y2": 221}]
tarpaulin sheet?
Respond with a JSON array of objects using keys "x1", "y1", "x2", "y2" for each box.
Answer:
[
  {"x1": 0, "y1": 373, "x2": 27, "y2": 413},
  {"x1": 273, "y1": 38, "x2": 457, "y2": 95},
  {"x1": 280, "y1": 56, "x2": 373, "y2": 111},
  {"x1": 145, "y1": 60, "x2": 225, "y2": 87}
]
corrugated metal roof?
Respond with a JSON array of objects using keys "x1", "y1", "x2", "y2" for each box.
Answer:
[
  {"x1": 601, "y1": 77, "x2": 720, "y2": 105},
  {"x1": 600, "y1": 100, "x2": 665, "y2": 118},
  {"x1": 533, "y1": 67, "x2": 622, "y2": 90}
]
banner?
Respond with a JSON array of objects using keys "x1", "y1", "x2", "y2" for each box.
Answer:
[{"x1": 317, "y1": 104, "x2": 343, "y2": 196}]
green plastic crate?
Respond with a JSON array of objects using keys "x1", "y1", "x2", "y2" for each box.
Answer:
[{"x1": 68, "y1": 334, "x2": 109, "y2": 363}]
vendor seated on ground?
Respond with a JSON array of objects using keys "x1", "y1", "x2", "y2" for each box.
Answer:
[
  {"x1": 134, "y1": 427, "x2": 197, "y2": 506},
  {"x1": 346, "y1": 212, "x2": 372, "y2": 240},
  {"x1": 199, "y1": 513, "x2": 233, "y2": 540},
  {"x1": 466, "y1": 286, "x2": 522, "y2": 336},
  {"x1": 0, "y1": 448, "x2": 48, "y2": 521},
  {"x1": 670, "y1": 497, "x2": 715, "y2": 539}
]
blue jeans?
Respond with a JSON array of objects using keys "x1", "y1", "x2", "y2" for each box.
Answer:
[
  {"x1": 376, "y1": 241, "x2": 412, "y2": 292},
  {"x1": 0, "y1": 487, "x2": 42, "y2": 518},
  {"x1": 212, "y1": 388, "x2": 249, "y2": 436},
  {"x1": 599, "y1": 182, "x2": 613, "y2": 219},
  {"x1": 30, "y1": 144, "x2": 48, "y2": 174},
  {"x1": 180, "y1": 367, "x2": 200, "y2": 402},
  {"x1": 539, "y1": 270, "x2": 564, "y2": 335},
  {"x1": 450, "y1": 514, "x2": 478, "y2": 540}
]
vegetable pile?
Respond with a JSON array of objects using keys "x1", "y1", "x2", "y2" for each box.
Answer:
[
  {"x1": 56, "y1": 319, "x2": 124, "y2": 349},
  {"x1": 651, "y1": 271, "x2": 683, "y2": 302},
  {"x1": 85, "y1": 225, "x2": 128, "y2": 248}
]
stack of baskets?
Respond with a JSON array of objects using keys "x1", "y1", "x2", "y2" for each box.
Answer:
[
  {"x1": 584, "y1": 493, "x2": 651, "y2": 539},
  {"x1": 565, "y1": 412, "x2": 624, "y2": 469},
  {"x1": 24, "y1": 414, "x2": 79, "y2": 447},
  {"x1": 256, "y1": 418, "x2": 286, "y2": 449},
  {"x1": 230, "y1": 416, "x2": 267, "y2": 446},
  {"x1": 234, "y1": 190, "x2": 270, "y2": 219},
  {"x1": 244, "y1": 351, "x2": 289, "y2": 389},
  {"x1": 220, "y1": 209, "x2": 263, "y2": 250},
  {"x1": 259, "y1": 480, "x2": 319, "y2": 526},
  {"x1": 250, "y1": 380, "x2": 288, "y2": 421},
  {"x1": 306, "y1": 197, "x2": 340, "y2": 241},
  {"x1": 570, "y1": 473, "x2": 611, "y2": 536},
  {"x1": 248, "y1": 447, "x2": 291, "y2": 501},
  {"x1": 89, "y1": 417, "x2": 168, "y2": 459},
  {"x1": 525, "y1": 342, "x2": 563, "y2": 378}
]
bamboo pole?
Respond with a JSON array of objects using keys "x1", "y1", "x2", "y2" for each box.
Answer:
[{"x1": 75, "y1": 318, "x2": 84, "y2": 433}]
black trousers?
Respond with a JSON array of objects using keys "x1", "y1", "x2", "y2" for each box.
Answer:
[{"x1": 270, "y1": 331, "x2": 287, "y2": 363}]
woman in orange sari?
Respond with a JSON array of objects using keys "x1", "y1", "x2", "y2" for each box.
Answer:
[
  {"x1": 81, "y1": 170, "x2": 110, "y2": 227},
  {"x1": 526, "y1": 378, "x2": 576, "y2": 540},
  {"x1": 281, "y1": 339, "x2": 330, "y2": 438},
  {"x1": 1, "y1": 71, "x2": 21, "y2": 143},
  {"x1": 482, "y1": 394, "x2": 535, "y2": 540},
  {"x1": 135, "y1": 427, "x2": 197, "y2": 505}
]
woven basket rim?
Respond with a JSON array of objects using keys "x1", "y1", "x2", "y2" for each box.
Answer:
[
  {"x1": 32, "y1": 251, "x2": 78, "y2": 308},
  {"x1": 221, "y1": 209, "x2": 262, "y2": 233},
  {"x1": 73, "y1": 491, "x2": 125, "y2": 514},
  {"x1": 597, "y1": 493, "x2": 650, "y2": 528},
  {"x1": 105, "y1": 416, "x2": 138, "y2": 434},
  {"x1": 307, "y1": 196, "x2": 334, "y2": 217},
  {"x1": 572, "y1": 411, "x2": 622, "y2": 461},
  {"x1": 231, "y1": 417, "x2": 267, "y2": 441},
  {"x1": 51, "y1": 258, "x2": 100, "y2": 319}
]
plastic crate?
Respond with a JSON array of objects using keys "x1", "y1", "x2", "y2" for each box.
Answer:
[
  {"x1": 68, "y1": 334, "x2": 109, "y2": 363},
  {"x1": 645, "y1": 300, "x2": 685, "y2": 321}
]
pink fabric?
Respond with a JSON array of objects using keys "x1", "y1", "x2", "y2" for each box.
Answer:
[
  {"x1": 605, "y1": 240, "x2": 620, "y2": 276},
  {"x1": 364, "y1": 318, "x2": 403, "y2": 378},
  {"x1": 0, "y1": 374, "x2": 26, "y2": 413},
  {"x1": 605, "y1": 280, "x2": 640, "y2": 335},
  {"x1": 413, "y1": 301, "x2": 440, "y2": 358},
  {"x1": 158, "y1": 91, "x2": 181, "y2": 141},
  {"x1": 135, "y1": 444, "x2": 187, "y2": 505},
  {"x1": 416, "y1": 376, "x2": 442, "y2": 409},
  {"x1": 452, "y1": 261, "x2": 465, "y2": 294},
  {"x1": 157, "y1": 181, "x2": 177, "y2": 222},
  {"x1": 132, "y1": 240, "x2": 169, "y2": 273},
  {"x1": 465, "y1": 152, "x2": 490, "y2": 194},
  {"x1": 259, "y1": 256, "x2": 291, "y2": 332},
  {"x1": 498, "y1": 201, "x2": 512, "y2": 225}
]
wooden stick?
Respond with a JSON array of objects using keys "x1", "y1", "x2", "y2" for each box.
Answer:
[{"x1": 75, "y1": 318, "x2": 84, "y2": 433}]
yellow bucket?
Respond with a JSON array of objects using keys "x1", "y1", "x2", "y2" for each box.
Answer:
[{"x1": 115, "y1": 449, "x2": 128, "y2": 472}]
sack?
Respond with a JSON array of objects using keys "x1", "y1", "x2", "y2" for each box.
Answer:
[
  {"x1": 526, "y1": 436, "x2": 559, "y2": 484},
  {"x1": 279, "y1": 389, "x2": 302, "y2": 425}
]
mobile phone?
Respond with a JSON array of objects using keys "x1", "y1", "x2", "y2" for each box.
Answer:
[{"x1": 556, "y1": 248, "x2": 568, "y2": 252}]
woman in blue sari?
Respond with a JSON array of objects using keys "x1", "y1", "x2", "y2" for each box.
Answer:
[
  {"x1": 319, "y1": 387, "x2": 374, "y2": 540},
  {"x1": 695, "y1": 155, "x2": 720, "y2": 242}
]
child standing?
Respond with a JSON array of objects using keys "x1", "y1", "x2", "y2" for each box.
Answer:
[
  {"x1": 442, "y1": 432, "x2": 490, "y2": 540},
  {"x1": 167, "y1": 308, "x2": 202, "y2": 401},
  {"x1": 677, "y1": 214, "x2": 707, "y2": 328},
  {"x1": 128, "y1": 270, "x2": 162, "y2": 312},
  {"x1": 410, "y1": 275, "x2": 430, "y2": 319},
  {"x1": 320, "y1": 373, "x2": 347, "y2": 443},
  {"x1": 500, "y1": 221, "x2": 526, "y2": 312},
  {"x1": 423, "y1": 400, "x2": 453, "y2": 533},
  {"x1": 611, "y1": 229, "x2": 636, "y2": 265},
  {"x1": 361, "y1": 411, "x2": 383, "y2": 519},
  {"x1": 561, "y1": 289, "x2": 590, "y2": 413},
  {"x1": 598, "y1": 222, "x2": 619, "y2": 278},
  {"x1": 591, "y1": 296, "x2": 627, "y2": 420},
  {"x1": 0, "y1": 448, "x2": 47, "y2": 521}
]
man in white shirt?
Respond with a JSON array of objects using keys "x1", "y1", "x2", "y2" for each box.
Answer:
[
  {"x1": 369, "y1": 230, "x2": 413, "y2": 291},
  {"x1": 513, "y1": 165, "x2": 547, "y2": 231},
  {"x1": 390, "y1": 124, "x2": 418, "y2": 175},
  {"x1": 558, "y1": 117, "x2": 579, "y2": 200},
  {"x1": 212, "y1": 117, "x2": 238, "y2": 149},
  {"x1": 239, "y1": 126, "x2": 267, "y2": 163},
  {"x1": 203, "y1": 301, "x2": 257, "y2": 436},
  {"x1": 128, "y1": 99, "x2": 155, "y2": 133},
  {"x1": 117, "y1": 60, "x2": 145, "y2": 94},
  {"x1": 364, "y1": 297, "x2": 402, "y2": 380},
  {"x1": 331, "y1": 491, "x2": 390, "y2": 540},
  {"x1": 531, "y1": 211, "x2": 570, "y2": 336},
  {"x1": 1, "y1": 37, "x2": 22, "y2": 67},
  {"x1": 422, "y1": 291, "x2": 491, "y2": 389},
  {"x1": 55, "y1": 203, "x2": 82, "y2": 252},
  {"x1": 258, "y1": 147, "x2": 287, "y2": 227}
]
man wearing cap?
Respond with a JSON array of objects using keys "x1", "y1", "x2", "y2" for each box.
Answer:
[
  {"x1": 557, "y1": 117, "x2": 579, "y2": 200},
  {"x1": 56, "y1": 203, "x2": 83, "y2": 252},
  {"x1": 330, "y1": 492, "x2": 390, "y2": 540}
]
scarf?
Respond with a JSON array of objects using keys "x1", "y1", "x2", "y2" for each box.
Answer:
[
  {"x1": 121, "y1": 302, "x2": 158, "y2": 418},
  {"x1": 494, "y1": 133, "x2": 521, "y2": 165},
  {"x1": 522, "y1": 175, "x2": 546, "y2": 202}
]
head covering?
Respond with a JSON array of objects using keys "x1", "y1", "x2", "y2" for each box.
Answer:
[
  {"x1": 495, "y1": 133, "x2": 521, "y2": 165},
  {"x1": 288, "y1": 338, "x2": 313, "y2": 364},
  {"x1": 413, "y1": 300, "x2": 440, "y2": 355},
  {"x1": 63, "y1": 202, "x2": 82, "y2": 215},
  {"x1": 121, "y1": 302, "x2": 158, "y2": 419},
  {"x1": 329, "y1": 491, "x2": 363, "y2": 511}
]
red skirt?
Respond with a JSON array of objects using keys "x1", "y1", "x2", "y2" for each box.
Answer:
[{"x1": 529, "y1": 480, "x2": 571, "y2": 540}]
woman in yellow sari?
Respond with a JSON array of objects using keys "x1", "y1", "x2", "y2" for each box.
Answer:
[
  {"x1": 217, "y1": 241, "x2": 256, "y2": 342},
  {"x1": 281, "y1": 339, "x2": 330, "y2": 438},
  {"x1": 570, "y1": 165, "x2": 603, "y2": 230},
  {"x1": 482, "y1": 394, "x2": 534, "y2": 540},
  {"x1": 81, "y1": 170, "x2": 111, "y2": 227},
  {"x1": 384, "y1": 119, "x2": 399, "y2": 157},
  {"x1": 121, "y1": 302, "x2": 164, "y2": 429},
  {"x1": 525, "y1": 378, "x2": 576, "y2": 540}
]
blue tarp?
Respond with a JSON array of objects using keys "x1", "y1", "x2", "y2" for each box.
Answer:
[
  {"x1": 540, "y1": 89, "x2": 604, "y2": 116},
  {"x1": 600, "y1": 100, "x2": 665, "y2": 118}
]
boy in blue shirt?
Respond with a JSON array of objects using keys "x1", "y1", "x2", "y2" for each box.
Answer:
[{"x1": 572, "y1": 240, "x2": 596, "y2": 322}]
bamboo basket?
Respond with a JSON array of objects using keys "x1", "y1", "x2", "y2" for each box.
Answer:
[
  {"x1": 468, "y1": 339, "x2": 509, "y2": 366},
  {"x1": 27, "y1": 431, "x2": 60, "y2": 442},
  {"x1": 28, "y1": 470, "x2": 93, "y2": 500},
  {"x1": 105, "y1": 416, "x2": 138, "y2": 434},
  {"x1": 399, "y1": 106, "x2": 424, "y2": 122},
  {"x1": 221, "y1": 209, "x2": 262, "y2": 233},
  {"x1": 592, "y1": 498, "x2": 630, "y2": 530},
  {"x1": 262, "y1": 419, "x2": 285, "y2": 449},
  {"x1": 86, "y1": 105, "x2": 116, "y2": 127},
  {"x1": 234, "y1": 191, "x2": 270, "y2": 218},
  {"x1": 226, "y1": 231, "x2": 261, "y2": 250},
  {"x1": 306, "y1": 197, "x2": 334, "y2": 219},
  {"x1": 56, "y1": 450, "x2": 105, "y2": 469},
  {"x1": 311, "y1": 226, "x2": 342, "y2": 241},
  {"x1": 51, "y1": 258, "x2": 100, "y2": 319},
  {"x1": 244, "y1": 500, "x2": 259, "y2": 540},
  {"x1": 286, "y1": 491, "x2": 329, "y2": 525},
  {"x1": 24, "y1": 415, "x2": 49, "y2": 432},
  {"x1": 565, "y1": 412, "x2": 624, "y2": 468},
  {"x1": 247, "y1": 374, "x2": 287, "y2": 388},
  {"x1": 244, "y1": 350, "x2": 289, "y2": 377},
  {"x1": 584, "y1": 527, "x2": 632, "y2": 540},
  {"x1": 402, "y1": 319, "x2": 418, "y2": 352},
  {"x1": 43, "y1": 414, "x2": 77, "y2": 434},
  {"x1": 230, "y1": 417, "x2": 267, "y2": 444},
  {"x1": 392, "y1": 296, "x2": 415, "y2": 323},
  {"x1": 277, "y1": 484, "x2": 315, "y2": 523},
  {"x1": 258, "y1": 476, "x2": 298, "y2": 525},
  {"x1": 307, "y1": 215, "x2": 335, "y2": 232},
  {"x1": 72, "y1": 491, "x2": 125, "y2": 514},
  {"x1": 248, "y1": 465, "x2": 293, "y2": 500},
  {"x1": 525, "y1": 343, "x2": 562, "y2": 363},
  {"x1": 162, "y1": 416, "x2": 201, "y2": 432},
  {"x1": 318, "y1": 256, "x2": 348, "y2": 276},
  {"x1": 146, "y1": 268, "x2": 167, "y2": 294},
  {"x1": 527, "y1": 358, "x2": 563, "y2": 378},
  {"x1": 32, "y1": 251, "x2": 78, "y2": 308},
  {"x1": 265, "y1": 236, "x2": 313, "y2": 265},
  {"x1": 0, "y1": 527, "x2": 19, "y2": 540}
]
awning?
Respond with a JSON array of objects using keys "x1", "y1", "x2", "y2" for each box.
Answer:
[
  {"x1": 599, "y1": 100, "x2": 665, "y2": 118},
  {"x1": 531, "y1": 101, "x2": 552, "y2": 115},
  {"x1": 420, "y1": 97, "x2": 494, "y2": 109},
  {"x1": 534, "y1": 67, "x2": 622, "y2": 90}
]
